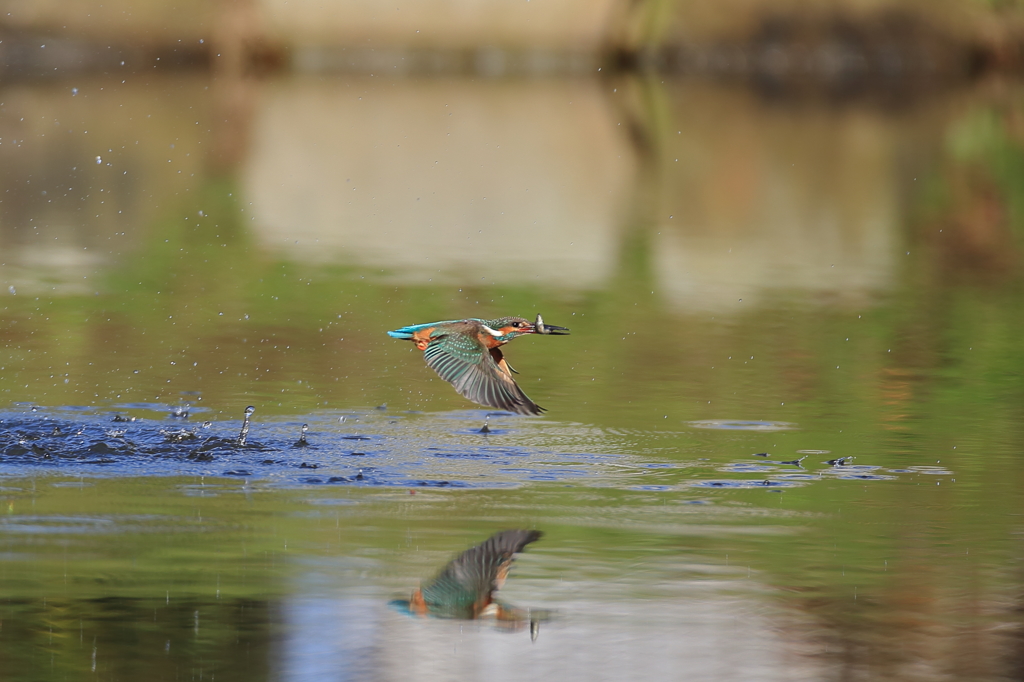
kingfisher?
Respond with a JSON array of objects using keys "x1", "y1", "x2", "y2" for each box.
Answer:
[
  {"x1": 390, "y1": 529, "x2": 543, "y2": 625},
  {"x1": 387, "y1": 315, "x2": 569, "y2": 415}
]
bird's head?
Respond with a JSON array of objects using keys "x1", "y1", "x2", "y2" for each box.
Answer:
[{"x1": 486, "y1": 316, "x2": 570, "y2": 341}]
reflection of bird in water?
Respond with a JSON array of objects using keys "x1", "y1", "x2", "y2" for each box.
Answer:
[
  {"x1": 391, "y1": 530, "x2": 544, "y2": 635},
  {"x1": 387, "y1": 316, "x2": 569, "y2": 415}
]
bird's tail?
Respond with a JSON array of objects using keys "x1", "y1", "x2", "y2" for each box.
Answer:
[{"x1": 388, "y1": 321, "x2": 455, "y2": 339}]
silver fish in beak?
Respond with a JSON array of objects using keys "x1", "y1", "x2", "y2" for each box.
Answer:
[{"x1": 534, "y1": 314, "x2": 569, "y2": 335}]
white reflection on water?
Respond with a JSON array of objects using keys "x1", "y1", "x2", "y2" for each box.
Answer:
[
  {"x1": 649, "y1": 92, "x2": 903, "y2": 312},
  {"x1": 0, "y1": 76, "x2": 962, "y2": 312},
  {"x1": 277, "y1": 571, "x2": 817, "y2": 682},
  {"x1": 276, "y1": 582, "x2": 380, "y2": 681},
  {"x1": 243, "y1": 77, "x2": 635, "y2": 290},
  {"x1": 239, "y1": 77, "x2": 932, "y2": 309}
]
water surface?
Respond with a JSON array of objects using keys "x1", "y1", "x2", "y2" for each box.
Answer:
[{"x1": 1, "y1": 73, "x2": 1023, "y2": 681}]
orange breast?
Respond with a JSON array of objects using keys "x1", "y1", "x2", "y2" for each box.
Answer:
[
  {"x1": 478, "y1": 331, "x2": 505, "y2": 349},
  {"x1": 412, "y1": 327, "x2": 436, "y2": 351},
  {"x1": 410, "y1": 589, "x2": 429, "y2": 616}
]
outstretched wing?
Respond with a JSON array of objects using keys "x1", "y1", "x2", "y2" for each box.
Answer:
[
  {"x1": 423, "y1": 338, "x2": 544, "y2": 415},
  {"x1": 420, "y1": 530, "x2": 543, "y2": 616}
]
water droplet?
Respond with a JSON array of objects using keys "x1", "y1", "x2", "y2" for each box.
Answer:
[{"x1": 95, "y1": 156, "x2": 102, "y2": 164}]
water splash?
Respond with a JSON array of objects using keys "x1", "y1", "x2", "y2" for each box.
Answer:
[
  {"x1": 237, "y1": 406, "x2": 255, "y2": 446},
  {"x1": 294, "y1": 424, "x2": 309, "y2": 448}
]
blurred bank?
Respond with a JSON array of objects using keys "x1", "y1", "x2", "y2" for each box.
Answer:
[{"x1": 1, "y1": 0, "x2": 1023, "y2": 80}]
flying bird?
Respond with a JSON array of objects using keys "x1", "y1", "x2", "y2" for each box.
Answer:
[
  {"x1": 391, "y1": 529, "x2": 543, "y2": 623},
  {"x1": 387, "y1": 315, "x2": 569, "y2": 415}
]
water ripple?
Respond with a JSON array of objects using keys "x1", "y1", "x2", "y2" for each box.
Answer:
[{"x1": 687, "y1": 420, "x2": 796, "y2": 431}]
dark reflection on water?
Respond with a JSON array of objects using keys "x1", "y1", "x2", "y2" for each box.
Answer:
[
  {"x1": 0, "y1": 597, "x2": 273, "y2": 681},
  {"x1": 1, "y1": 70, "x2": 1024, "y2": 681}
]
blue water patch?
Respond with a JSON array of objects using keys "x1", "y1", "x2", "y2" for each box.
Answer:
[
  {"x1": 0, "y1": 407, "x2": 618, "y2": 490},
  {"x1": 720, "y1": 464, "x2": 777, "y2": 472},
  {"x1": 0, "y1": 407, "x2": 947, "y2": 493}
]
